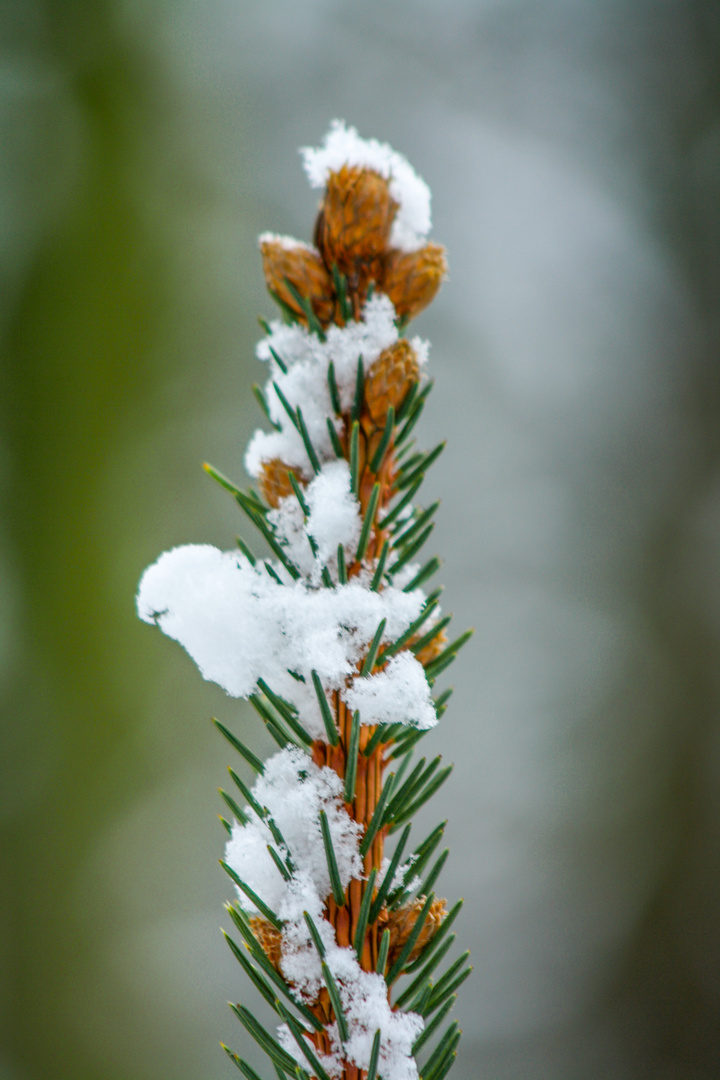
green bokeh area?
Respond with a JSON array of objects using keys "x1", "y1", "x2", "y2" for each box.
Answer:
[{"x1": 1, "y1": 3, "x2": 263, "y2": 1078}]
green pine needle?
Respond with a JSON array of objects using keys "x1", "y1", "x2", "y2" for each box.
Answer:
[
  {"x1": 253, "y1": 384, "x2": 281, "y2": 430},
  {"x1": 349, "y1": 421, "x2": 360, "y2": 495},
  {"x1": 395, "y1": 501, "x2": 440, "y2": 549},
  {"x1": 272, "y1": 381, "x2": 299, "y2": 430},
  {"x1": 230, "y1": 1003, "x2": 297, "y2": 1073},
  {"x1": 433, "y1": 686, "x2": 454, "y2": 712},
  {"x1": 236, "y1": 536, "x2": 257, "y2": 565},
  {"x1": 224, "y1": 931, "x2": 279, "y2": 1011},
  {"x1": 264, "y1": 562, "x2": 283, "y2": 585},
  {"x1": 370, "y1": 406, "x2": 395, "y2": 473},
  {"x1": 382, "y1": 757, "x2": 433, "y2": 824},
  {"x1": 283, "y1": 277, "x2": 326, "y2": 340},
  {"x1": 219, "y1": 788, "x2": 249, "y2": 826},
  {"x1": 394, "y1": 934, "x2": 456, "y2": 1010},
  {"x1": 411, "y1": 994, "x2": 456, "y2": 1055},
  {"x1": 391, "y1": 765, "x2": 454, "y2": 831},
  {"x1": 319, "y1": 809, "x2": 346, "y2": 907},
  {"x1": 353, "y1": 866, "x2": 377, "y2": 960},
  {"x1": 220, "y1": 862, "x2": 282, "y2": 929},
  {"x1": 388, "y1": 522, "x2": 435, "y2": 576},
  {"x1": 311, "y1": 670, "x2": 339, "y2": 746},
  {"x1": 287, "y1": 470, "x2": 311, "y2": 516},
  {"x1": 327, "y1": 360, "x2": 342, "y2": 414},
  {"x1": 359, "y1": 771, "x2": 396, "y2": 857},
  {"x1": 322, "y1": 962, "x2": 349, "y2": 1042},
  {"x1": 423, "y1": 629, "x2": 474, "y2": 681},
  {"x1": 352, "y1": 356, "x2": 364, "y2": 422},
  {"x1": 424, "y1": 954, "x2": 472, "y2": 1015},
  {"x1": 356, "y1": 483, "x2": 381, "y2": 562},
  {"x1": 295, "y1": 407, "x2": 321, "y2": 474},
  {"x1": 331, "y1": 265, "x2": 352, "y2": 323},
  {"x1": 202, "y1": 461, "x2": 245, "y2": 499},
  {"x1": 420, "y1": 1022, "x2": 461, "y2": 1080},
  {"x1": 362, "y1": 721, "x2": 392, "y2": 758},
  {"x1": 370, "y1": 538, "x2": 390, "y2": 591},
  {"x1": 386, "y1": 891, "x2": 436, "y2": 984},
  {"x1": 225, "y1": 904, "x2": 323, "y2": 1030},
  {"x1": 395, "y1": 380, "x2": 419, "y2": 424},
  {"x1": 268, "y1": 345, "x2": 288, "y2": 374},
  {"x1": 421, "y1": 848, "x2": 449, "y2": 897},
  {"x1": 275, "y1": 1002, "x2": 333, "y2": 1080},
  {"x1": 366, "y1": 1030, "x2": 381, "y2": 1080},
  {"x1": 405, "y1": 898, "x2": 463, "y2": 976},
  {"x1": 376, "y1": 928, "x2": 391, "y2": 975},
  {"x1": 344, "y1": 710, "x2": 361, "y2": 803},
  {"x1": 302, "y1": 911, "x2": 326, "y2": 958},
  {"x1": 396, "y1": 399, "x2": 425, "y2": 448},
  {"x1": 410, "y1": 616, "x2": 452, "y2": 660},
  {"x1": 379, "y1": 592, "x2": 441, "y2": 662},
  {"x1": 267, "y1": 844, "x2": 292, "y2": 881},
  {"x1": 360, "y1": 618, "x2": 387, "y2": 676},
  {"x1": 369, "y1": 824, "x2": 411, "y2": 923},
  {"x1": 227, "y1": 765, "x2": 264, "y2": 818},
  {"x1": 381, "y1": 478, "x2": 423, "y2": 529},
  {"x1": 213, "y1": 718, "x2": 264, "y2": 774},
  {"x1": 403, "y1": 556, "x2": 441, "y2": 593},
  {"x1": 396, "y1": 441, "x2": 446, "y2": 491},
  {"x1": 327, "y1": 416, "x2": 345, "y2": 458}
]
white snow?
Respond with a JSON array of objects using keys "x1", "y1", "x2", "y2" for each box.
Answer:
[
  {"x1": 136, "y1": 543, "x2": 429, "y2": 738},
  {"x1": 301, "y1": 120, "x2": 432, "y2": 253},
  {"x1": 247, "y1": 293, "x2": 402, "y2": 478},
  {"x1": 224, "y1": 747, "x2": 424, "y2": 1080},
  {"x1": 266, "y1": 460, "x2": 362, "y2": 581},
  {"x1": 224, "y1": 747, "x2": 363, "y2": 925},
  {"x1": 258, "y1": 231, "x2": 317, "y2": 254},
  {"x1": 345, "y1": 651, "x2": 438, "y2": 731}
]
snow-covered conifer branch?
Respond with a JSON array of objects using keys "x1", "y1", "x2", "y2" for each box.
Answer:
[{"x1": 137, "y1": 120, "x2": 470, "y2": 1080}]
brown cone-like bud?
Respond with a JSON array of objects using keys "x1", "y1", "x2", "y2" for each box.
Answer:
[
  {"x1": 249, "y1": 916, "x2": 282, "y2": 971},
  {"x1": 382, "y1": 243, "x2": 447, "y2": 320},
  {"x1": 316, "y1": 166, "x2": 398, "y2": 292},
  {"x1": 259, "y1": 236, "x2": 335, "y2": 326},
  {"x1": 386, "y1": 897, "x2": 447, "y2": 970},
  {"x1": 258, "y1": 459, "x2": 306, "y2": 508},
  {"x1": 364, "y1": 339, "x2": 420, "y2": 426}
]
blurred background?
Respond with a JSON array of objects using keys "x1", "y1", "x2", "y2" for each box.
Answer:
[{"x1": 2, "y1": 1, "x2": 720, "y2": 1078}]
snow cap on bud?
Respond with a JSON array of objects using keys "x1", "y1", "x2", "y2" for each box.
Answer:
[
  {"x1": 382, "y1": 243, "x2": 448, "y2": 321},
  {"x1": 301, "y1": 120, "x2": 432, "y2": 252},
  {"x1": 259, "y1": 234, "x2": 335, "y2": 326}
]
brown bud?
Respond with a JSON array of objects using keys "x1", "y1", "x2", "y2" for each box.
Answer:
[
  {"x1": 386, "y1": 897, "x2": 447, "y2": 970},
  {"x1": 316, "y1": 166, "x2": 398, "y2": 291},
  {"x1": 364, "y1": 339, "x2": 420, "y2": 426},
  {"x1": 259, "y1": 236, "x2": 334, "y2": 326},
  {"x1": 382, "y1": 243, "x2": 447, "y2": 321},
  {"x1": 249, "y1": 916, "x2": 282, "y2": 971},
  {"x1": 258, "y1": 458, "x2": 306, "y2": 508}
]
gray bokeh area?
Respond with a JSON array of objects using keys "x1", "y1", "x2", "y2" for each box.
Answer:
[{"x1": 2, "y1": 2, "x2": 720, "y2": 1079}]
